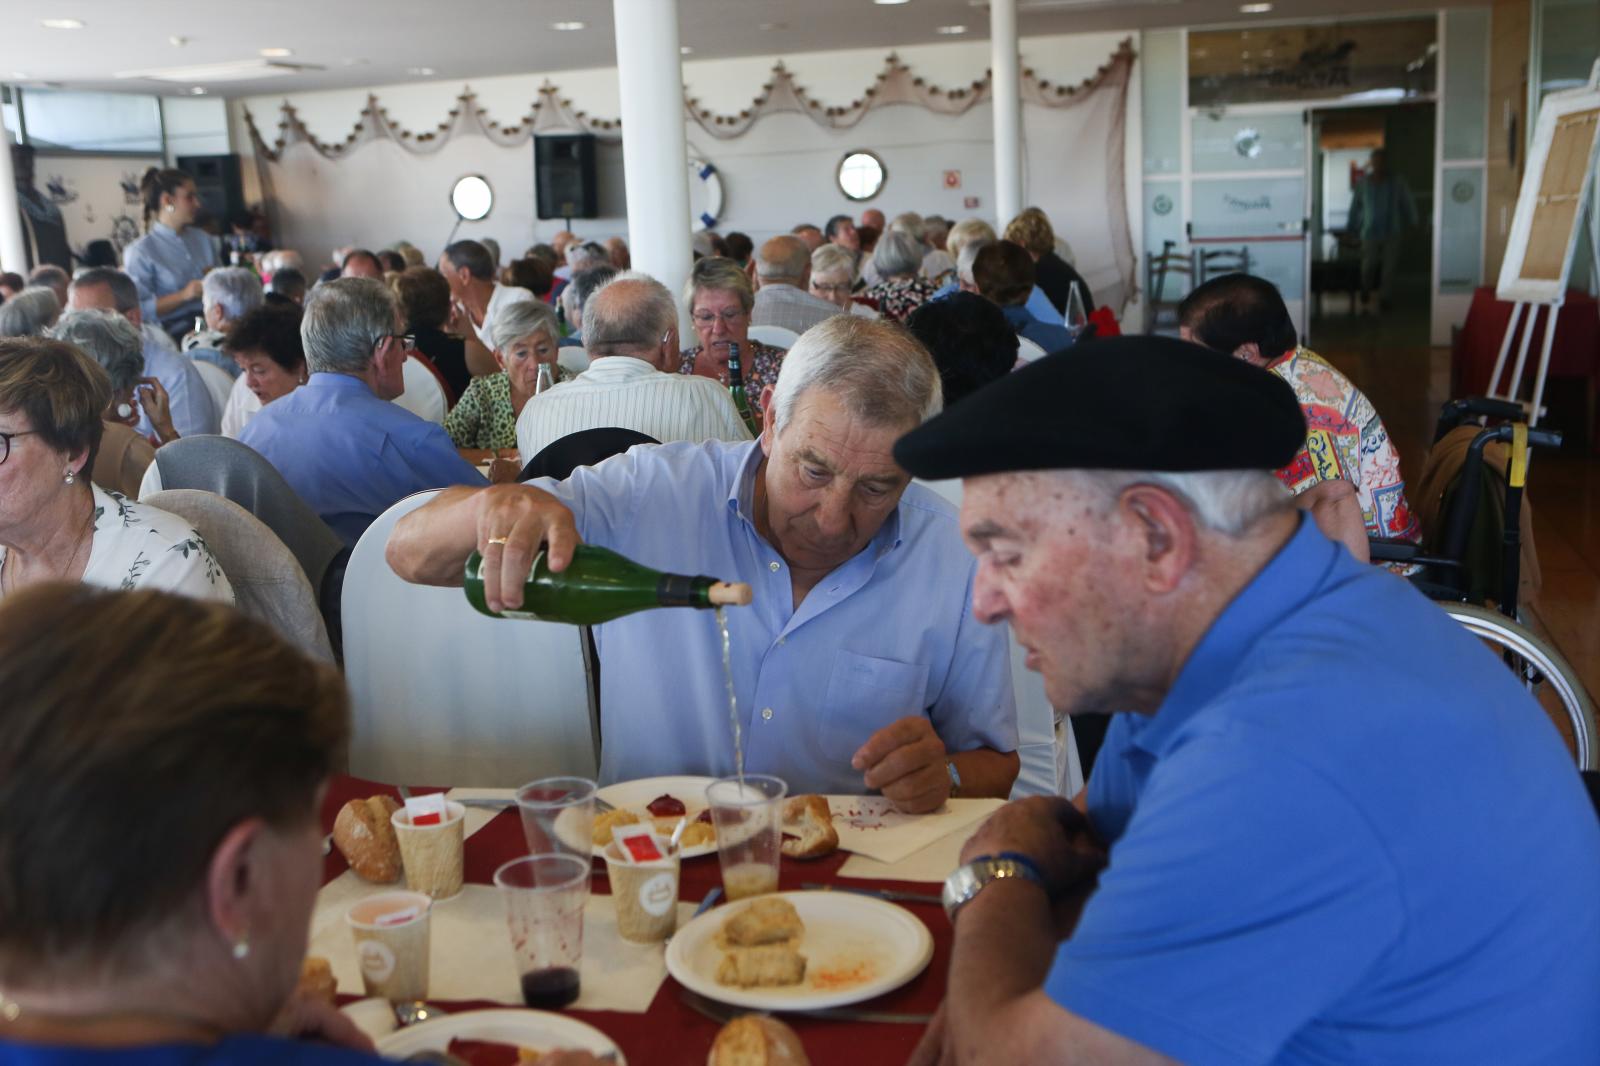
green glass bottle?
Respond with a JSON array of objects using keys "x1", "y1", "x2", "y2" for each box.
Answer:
[
  {"x1": 727, "y1": 341, "x2": 760, "y2": 436},
  {"x1": 464, "y1": 544, "x2": 753, "y2": 623}
]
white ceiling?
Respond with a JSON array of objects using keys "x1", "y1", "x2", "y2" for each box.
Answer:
[{"x1": 2, "y1": 0, "x2": 1469, "y2": 98}]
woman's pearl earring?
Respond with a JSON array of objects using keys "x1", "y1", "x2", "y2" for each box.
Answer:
[{"x1": 63, "y1": 468, "x2": 76, "y2": 485}]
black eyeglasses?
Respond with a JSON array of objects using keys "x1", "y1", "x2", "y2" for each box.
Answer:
[
  {"x1": 0, "y1": 430, "x2": 41, "y2": 466},
  {"x1": 375, "y1": 333, "x2": 418, "y2": 352}
]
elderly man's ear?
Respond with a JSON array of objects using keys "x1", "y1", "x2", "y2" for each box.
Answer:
[{"x1": 1120, "y1": 486, "x2": 1198, "y2": 594}]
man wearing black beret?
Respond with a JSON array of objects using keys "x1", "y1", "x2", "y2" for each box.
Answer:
[{"x1": 904, "y1": 336, "x2": 1600, "y2": 1064}]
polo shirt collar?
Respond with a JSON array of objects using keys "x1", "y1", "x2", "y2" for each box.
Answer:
[
  {"x1": 582, "y1": 356, "x2": 657, "y2": 381},
  {"x1": 306, "y1": 372, "x2": 375, "y2": 396},
  {"x1": 1129, "y1": 514, "x2": 1336, "y2": 758}
]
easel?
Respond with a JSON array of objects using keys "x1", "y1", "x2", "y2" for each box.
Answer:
[{"x1": 1487, "y1": 59, "x2": 1600, "y2": 432}]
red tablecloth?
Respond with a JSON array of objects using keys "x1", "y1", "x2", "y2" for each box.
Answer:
[
  {"x1": 1452, "y1": 287, "x2": 1599, "y2": 445},
  {"x1": 322, "y1": 776, "x2": 948, "y2": 1065}
]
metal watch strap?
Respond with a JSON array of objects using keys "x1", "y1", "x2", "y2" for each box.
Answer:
[
  {"x1": 946, "y1": 759, "x2": 962, "y2": 798},
  {"x1": 941, "y1": 852, "x2": 1046, "y2": 922}
]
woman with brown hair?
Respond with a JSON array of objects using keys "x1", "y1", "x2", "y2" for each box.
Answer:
[
  {"x1": 122, "y1": 167, "x2": 220, "y2": 344},
  {"x1": 0, "y1": 338, "x2": 230, "y2": 603},
  {"x1": 391, "y1": 266, "x2": 473, "y2": 398},
  {"x1": 0, "y1": 584, "x2": 376, "y2": 1063},
  {"x1": 678, "y1": 256, "x2": 784, "y2": 425}
]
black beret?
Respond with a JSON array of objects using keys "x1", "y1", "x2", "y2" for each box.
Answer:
[{"x1": 894, "y1": 335, "x2": 1306, "y2": 480}]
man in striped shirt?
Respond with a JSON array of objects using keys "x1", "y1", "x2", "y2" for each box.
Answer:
[{"x1": 515, "y1": 272, "x2": 751, "y2": 464}]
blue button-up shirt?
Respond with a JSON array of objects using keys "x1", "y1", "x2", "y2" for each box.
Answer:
[
  {"x1": 123, "y1": 222, "x2": 218, "y2": 335},
  {"x1": 1047, "y1": 516, "x2": 1600, "y2": 1063},
  {"x1": 137, "y1": 327, "x2": 219, "y2": 438},
  {"x1": 534, "y1": 438, "x2": 1017, "y2": 793},
  {"x1": 239, "y1": 373, "x2": 486, "y2": 545},
  {"x1": 930, "y1": 280, "x2": 1064, "y2": 326},
  {"x1": 1000, "y1": 304, "x2": 1076, "y2": 354}
]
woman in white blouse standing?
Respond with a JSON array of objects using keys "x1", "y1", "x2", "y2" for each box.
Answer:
[{"x1": 0, "y1": 338, "x2": 232, "y2": 603}]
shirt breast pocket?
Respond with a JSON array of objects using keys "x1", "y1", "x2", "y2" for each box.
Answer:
[{"x1": 821, "y1": 652, "x2": 930, "y2": 763}]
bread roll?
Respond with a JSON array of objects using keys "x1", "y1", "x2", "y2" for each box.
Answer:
[
  {"x1": 707, "y1": 1015, "x2": 811, "y2": 1066},
  {"x1": 780, "y1": 795, "x2": 838, "y2": 860},
  {"x1": 332, "y1": 795, "x2": 402, "y2": 882},
  {"x1": 296, "y1": 956, "x2": 338, "y2": 1005}
]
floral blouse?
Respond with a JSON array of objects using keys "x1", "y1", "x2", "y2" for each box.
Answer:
[
  {"x1": 862, "y1": 277, "x2": 941, "y2": 323},
  {"x1": 677, "y1": 340, "x2": 785, "y2": 418},
  {"x1": 0, "y1": 484, "x2": 233, "y2": 604},
  {"x1": 444, "y1": 368, "x2": 572, "y2": 450}
]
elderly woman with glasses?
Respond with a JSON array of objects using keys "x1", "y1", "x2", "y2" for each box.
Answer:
[
  {"x1": 0, "y1": 337, "x2": 232, "y2": 603},
  {"x1": 810, "y1": 245, "x2": 880, "y2": 319},
  {"x1": 444, "y1": 300, "x2": 566, "y2": 477},
  {"x1": 678, "y1": 256, "x2": 784, "y2": 425}
]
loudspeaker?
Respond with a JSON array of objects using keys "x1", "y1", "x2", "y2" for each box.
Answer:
[
  {"x1": 534, "y1": 135, "x2": 598, "y2": 220},
  {"x1": 176, "y1": 153, "x2": 245, "y2": 225}
]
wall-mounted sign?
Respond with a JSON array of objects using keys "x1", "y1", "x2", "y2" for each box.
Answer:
[
  {"x1": 1152, "y1": 194, "x2": 1174, "y2": 216},
  {"x1": 1189, "y1": 18, "x2": 1436, "y2": 109},
  {"x1": 943, "y1": 170, "x2": 962, "y2": 190},
  {"x1": 963, "y1": 195, "x2": 980, "y2": 209}
]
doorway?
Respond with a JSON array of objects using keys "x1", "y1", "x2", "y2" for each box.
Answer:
[{"x1": 1306, "y1": 102, "x2": 1437, "y2": 351}]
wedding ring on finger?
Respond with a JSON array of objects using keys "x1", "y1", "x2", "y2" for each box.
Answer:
[{"x1": 485, "y1": 536, "x2": 510, "y2": 547}]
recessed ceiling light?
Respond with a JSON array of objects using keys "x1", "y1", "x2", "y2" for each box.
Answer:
[
  {"x1": 189, "y1": 87, "x2": 207, "y2": 95},
  {"x1": 40, "y1": 17, "x2": 86, "y2": 30},
  {"x1": 936, "y1": 25, "x2": 967, "y2": 34},
  {"x1": 680, "y1": 45, "x2": 694, "y2": 55},
  {"x1": 875, "y1": 0, "x2": 912, "y2": 6},
  {"x1": 407, "y1": 66, "x2": 435, "y2": 76},
  {"x1": 758, "y1": 21, "x2": 787, "y2": 30},
  {"x1": 552, "y1": 20, "x2": 586, "y2": 31},
  {"x1": 1239, "y1": 2, "x2": 1273, "y2": 12},
  {"x1": 260, "y1": 47, "x2": 293, "y2": 58},
  {"x1": 169, "y1": 35, "x2": 188, "y2": 47}
]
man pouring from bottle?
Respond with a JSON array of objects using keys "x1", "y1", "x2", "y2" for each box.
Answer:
[{"x1": 388, "y1": 314, "x2": 1019, "y2": 812}]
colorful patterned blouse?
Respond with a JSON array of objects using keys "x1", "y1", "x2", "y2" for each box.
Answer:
[
  {"x1": 444, "y1": 368, "x2": 571, "y2": 450},
  {"x1": 677, "y1": 341, "x2": 785, "y2": 418},
  {"x1": 1269, "y1": 347, "x2": 1420, "y2": 542},
  {"x1": 862, "y1": 276, "x2": 941, "y2": 322}
]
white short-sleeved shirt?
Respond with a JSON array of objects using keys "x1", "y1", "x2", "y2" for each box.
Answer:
[
  {"x1": 221, "y1": 374, "x2": 264, "y2": 438},
  {"x1": 0, "y1": 485, "x2": 233, "y2": 604},
  {"x1": 474, "y1": 283, "x2": 538, "y2": 348}
]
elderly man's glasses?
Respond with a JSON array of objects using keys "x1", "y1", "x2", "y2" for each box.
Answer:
[
  {"x1": 691, "y1": 309, "x2": 747, "y2": 326},
  {"x1": 811, "y1": 282, "x2": 852, "y2": 296},
  {"x1": 376, "y1": 333, "x2": 418, "y2": 352},
  {"x1": 0, "y1": 430, "x2": 41, "y2": 466}
]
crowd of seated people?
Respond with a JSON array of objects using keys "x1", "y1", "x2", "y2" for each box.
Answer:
[{"x1": 3, "y1": 167, "x2": 1597, "y2": 1066}]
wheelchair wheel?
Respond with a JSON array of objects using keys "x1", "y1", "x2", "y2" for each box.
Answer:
[{"x1": 1442, "y1": 603, "x2": 1597, "y2": 770}]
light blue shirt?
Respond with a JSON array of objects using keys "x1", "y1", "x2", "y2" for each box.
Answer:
[
  {"x1": 137, "y1": 327, "x2": 219, "y2": 438},
  {"x1": 239, "y1": 373, "x2": 486, "y2": 545},
  {"x1": 930, "y1": 280, "x2": 1064, "y2": 325},
  {"x1": 123, "y1": 222, "x2": 218, "y2": 335},
  {"x1": 534, "y1": 439, "x2": 1017, "y2": 793},
  {"x1": 1047, "y1": 516, "x2": 1600, "y2": 1063}
]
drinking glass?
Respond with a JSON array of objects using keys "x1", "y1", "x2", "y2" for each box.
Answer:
[
  {"x1": 516, "y1": 776, "x2": 596, "y2": 858},
  {"x1": 706, "y1": 774, "x2": 787, "y2": 900},
  {"x1": 494, "y1": 854, "x2": 591, "y2": 1010},
  {"x1": 1064, "y1": 282, "x2": 1089, "y2": 345}
]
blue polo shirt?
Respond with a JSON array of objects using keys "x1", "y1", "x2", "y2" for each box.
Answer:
[
  {"x1": 0, "y1": 1036, "x2": 379, "y2": 1065},
  {"x1": 533, "y1": 438, "x2": 1017, "y2": 793},
  {"x1": 1048, "y1": 516, "x2": 1600, "y2": 1063}
]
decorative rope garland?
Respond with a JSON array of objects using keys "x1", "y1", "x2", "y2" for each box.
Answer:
[{"x1": 244, "y1": 39, "x2": 1135, "y2": 161}]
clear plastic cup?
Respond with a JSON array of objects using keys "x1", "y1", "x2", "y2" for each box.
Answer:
[
  {"x1": 706, "y1": 774, "x2": 787, "y2": 900},
  {"x1": 390, "y1": 800, "x2": 466, "y2": 901},
  {"x1": 515, "y1": 776, "x2": 597, "y2": 858},
  {"x1": 494, "y1": 853, "x2": 591, "y2": 1010},
  {"x1": 345, "y1": 890, "x2": 432, "y2": 1001}
]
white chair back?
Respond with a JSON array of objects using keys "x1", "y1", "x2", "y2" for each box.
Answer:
[
  {"x1": 144, "y1": 489, "x2": 335, "y2": 663},
  {"x1": 747, "y1": 325, "x2": 799, "y2": 349},
  {"x1": 393, "y1": 356, "x2": 448, "y2": 424},
  {"x1": 1015, "y1": 336, "x2": 1049, "y2": 363},
  {"x1": 190, "y1": 359, "x2": 236, "y2": 420},
  {"x1": 343, "y1": 491, "x2": 598, "y2": 786},
  {"x1": 557, "y1": 345, "x2": 591, "y2": 377}
]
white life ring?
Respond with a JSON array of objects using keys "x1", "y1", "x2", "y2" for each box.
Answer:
[{"x1": 689, "y1": 157, "x2": 723, "y2": 232}]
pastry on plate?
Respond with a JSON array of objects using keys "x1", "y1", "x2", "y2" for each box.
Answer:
[
  {"x1": 716, "y1": 943, "x2": 807, "y2": 988},
  {"x1": 721, "y1": 897, "x2": 804, "y2": 947}
]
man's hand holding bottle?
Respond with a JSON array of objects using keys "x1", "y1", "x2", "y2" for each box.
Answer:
[{"x1": 471, "y1": 484, "x2": 583, "y2": 613}]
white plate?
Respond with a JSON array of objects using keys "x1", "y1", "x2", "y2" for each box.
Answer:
[
  {"x1": 664, "y1": 890, "x2": 935, "y2": 1011},
  {"x1": 593, "y1": 775, "x2": 720, "y2": 860},
  {"x1": 375, "y1": 1008, "x2": 625, "y2": 1063}
]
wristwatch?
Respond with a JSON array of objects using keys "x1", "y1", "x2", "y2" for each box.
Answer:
[
  {"x1": 945, "y1": 759, "x2": 962, "y2": 799},
  {"x1": 941, "y1": 852, "x2": 1046, "y2": 922}
]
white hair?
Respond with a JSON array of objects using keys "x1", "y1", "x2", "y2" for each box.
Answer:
[
  {"x1": 956, "y1": 239, "x2": 993, "y2": 285},
  {"x1": 810, "y1": 244, "x2": 857, "y2": 283},
  {"x1": 300, "y1": 277, "x2": 397, "y2": 375},
  {"x1": 1069, "y1": 469, "x2": 1292, "y2": 538},
  {"x1": 769, "y1": 314, "x2": 941, "y2": 435},
  {"x1": 49, "y1": 309, "x2": 145, "y2": 393},
  {"x1": 871, "y1": 231, "x2": 924, "y2": 280},
  {"x1": 491, "y1": 298, "x2": 559, "y2": 351},
  {"x1": 202, "y1": 267, "x2": 263, "y2": 323},
  {"x1": 0, "y1": 287, "x2": 62, "y2": 337}
]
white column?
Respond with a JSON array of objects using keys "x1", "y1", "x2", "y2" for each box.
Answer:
[
  {"x1": 990, "y1": 0, "x2": 1023, "y2": 228},
  {"x1": 0, "y1": 108, "x2": 26, "y2": 274},
  {"x1": 613, "y1": 0, "x2": 692, "y2": 314}
]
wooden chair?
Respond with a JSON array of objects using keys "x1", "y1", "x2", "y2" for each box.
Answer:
[
  {"x1": 1197, "y1": 245, "x2": 1252, "y2": 285},
  {"x1": 1144, "y1": 240, "x2": 1195, "y2": 334}
]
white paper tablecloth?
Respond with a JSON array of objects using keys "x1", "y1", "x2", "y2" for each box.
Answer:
[{"x1": 825, "y1": 795, "x2": 1003, "y2": 865}]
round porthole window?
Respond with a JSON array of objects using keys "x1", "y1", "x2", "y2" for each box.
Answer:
[
  {"x1": 450, "y1": 174, "x2": 494, "y2": 221},
  {"x1": 837, "y1": 151, "x2": 886, "y2": 201}
]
